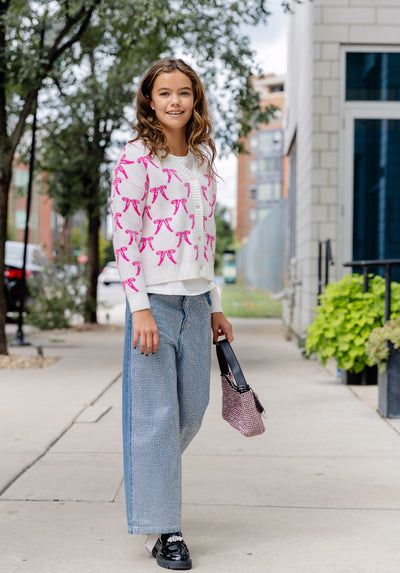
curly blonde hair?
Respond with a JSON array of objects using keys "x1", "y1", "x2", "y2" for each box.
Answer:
[{"x1": 132, "y1": 58, "x2": 216, "y2": 174}]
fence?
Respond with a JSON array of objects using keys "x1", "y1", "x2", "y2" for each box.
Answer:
[
  {"x1": 237, "y1": 199, "x2": 287, "y2": 293},
  {"x1": 343, "y1": 258, "x2": 400, "y2": 322}
]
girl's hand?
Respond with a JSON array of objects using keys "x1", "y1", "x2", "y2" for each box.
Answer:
[
  {"x1": 132, "y1": 309, "x2": 159, "y2": 355},
  {"x1": 211, "y1": 312, "x2": 234, "y2": 344}
]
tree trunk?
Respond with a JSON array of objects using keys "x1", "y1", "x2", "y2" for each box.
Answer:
[
  {"x1": 0, "y1": 1, "x2": 11, "y2": 355},
  {"x1": 85, "y1": 207, "x2": 100, "y2": 323},
  {"x1": 0, "y1": 162, "x2": 12, "y2": 355},
  {"x1": 58, "y1": 217, "x2": 72, "y2": 258},
  {"x1": 0, "y1": 0, "x2": 102, "y2": 345}
]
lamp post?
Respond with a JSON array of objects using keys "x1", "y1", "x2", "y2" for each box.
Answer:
[{"x1": 10, "y1": 26, "x2": 45, "y2": 346}]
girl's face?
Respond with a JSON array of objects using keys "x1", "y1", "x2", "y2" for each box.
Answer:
[{"x1": 150, "y1": 71, "x2": 194, "y2": 136}]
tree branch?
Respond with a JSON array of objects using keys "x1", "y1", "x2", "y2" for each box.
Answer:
[
  {"x1": 9, "y1": 89, "x2": 38, "y2": 157},
  {"x1": 45, "y1": 0, "x2": 102, "y2": 70},
  {"x1": 9, "y1": 0, "x2": 101, "y2": 157}
]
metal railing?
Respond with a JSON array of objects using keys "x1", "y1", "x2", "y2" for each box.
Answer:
[
  {"x1": 318, "y1": 239, "x2": 334, "y2": 300},
  {"x1": 343, "y1": 258, "x2": 400, "y2": 322}
]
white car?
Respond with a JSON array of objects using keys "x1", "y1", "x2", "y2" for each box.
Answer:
[{"x1": 98, "y1": 261, "x2": 120, "y2": 286}]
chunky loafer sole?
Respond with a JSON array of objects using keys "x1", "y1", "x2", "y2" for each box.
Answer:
[{"x1": 155, "y1": 554, "x2": 192, "y2": 570}]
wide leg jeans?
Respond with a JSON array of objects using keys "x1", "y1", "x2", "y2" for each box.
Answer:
[{"x1": 122, "y1": 293, "x2": 212, "y2": 534}]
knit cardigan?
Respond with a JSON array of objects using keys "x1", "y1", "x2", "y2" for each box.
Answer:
[{"x1": 111, "y1": 140, "x2": 222, "y2": 313}]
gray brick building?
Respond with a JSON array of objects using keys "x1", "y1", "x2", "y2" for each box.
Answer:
[{"x1": 283, "y1": 0, "x2": 400, "y2": 338}]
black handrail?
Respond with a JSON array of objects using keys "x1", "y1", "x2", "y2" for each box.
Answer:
[
  {"x1": 318, "y1": 239, "x2": 334, "y2": 300},
  {"x1": 343, "y1": 258, "x2": 400, "y2": 322}
]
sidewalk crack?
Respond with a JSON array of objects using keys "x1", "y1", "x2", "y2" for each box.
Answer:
[{"x1": 0, "y1": 372, "x2": 122, "y2": 497}]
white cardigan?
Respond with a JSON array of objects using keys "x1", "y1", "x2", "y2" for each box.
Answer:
[{"x1": 111, "y1": 141, "x2": 222, "y2": 313}]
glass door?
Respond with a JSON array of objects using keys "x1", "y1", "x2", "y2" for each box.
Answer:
[
  {"x1": 340, "y1": 49, "x2": 400, "y2": 278},
  {"x1": 342, "y1": 109, "x2": 400, "y2": 280}
]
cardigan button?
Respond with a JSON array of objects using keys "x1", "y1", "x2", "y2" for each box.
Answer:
[{"x1": 196, "y1": 203, "x2": 201, "y2": 209}]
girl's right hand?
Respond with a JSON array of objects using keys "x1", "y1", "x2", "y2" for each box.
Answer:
[{"x1": 132, "y1": 309, "x2": 159, "y2": 355}]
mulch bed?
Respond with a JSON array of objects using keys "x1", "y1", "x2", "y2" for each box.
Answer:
[{"x1": 0, "y1": 354, "x2": 60, "y2": 369}]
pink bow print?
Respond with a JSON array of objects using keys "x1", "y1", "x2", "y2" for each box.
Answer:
[{"x1": 156, "y1": 249, "x2": 177, "y2": 266}]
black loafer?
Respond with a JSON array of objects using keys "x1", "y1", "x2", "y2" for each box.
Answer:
[{"x1": 152, "y1": 532, "x2": 192, "y2": 570}]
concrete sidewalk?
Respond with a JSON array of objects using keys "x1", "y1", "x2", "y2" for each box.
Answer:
[{"x1": 1, "y1": 318, "x2": 400, "y2": 573}]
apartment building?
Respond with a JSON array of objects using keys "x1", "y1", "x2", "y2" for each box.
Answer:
[
  {"x1": 8, "y1": 162, "x2": 54, "y2": 257},
  {"x1": 236, "y1": 74, "x2": 288, "y2": 243},
  {"x1": 284, "y1": 0, "x2": 400, "y2": 337}
]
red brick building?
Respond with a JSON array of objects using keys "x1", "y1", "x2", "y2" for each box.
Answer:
[
  {"x1": 236, "y1": 75, "x2": 288, "y2": 243},
  {"x1": 8, "y1": 161, "x2": 54, "y2": 258}
]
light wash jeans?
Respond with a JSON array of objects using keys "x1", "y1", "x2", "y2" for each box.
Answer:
[{"x1": 122, "y1": 293, "x2": 212, "y2": 534}]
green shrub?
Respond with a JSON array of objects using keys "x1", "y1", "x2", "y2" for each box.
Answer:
[
  {"x1": 306, "y1": 274, "x2": 400, "y2": 374},
  {"x1": 366, "y1": 317, "x2": 400, "y2": 372},
  {"x1": 26, "y1": 263, "x2": 87, "y2": 330}
]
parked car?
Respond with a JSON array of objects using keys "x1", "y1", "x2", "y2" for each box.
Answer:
[
  {"x1": 98, "y1": 261, "x2": 120, "y2": 286},
  {"x1": 4, "y1": 241, "x2": 48, "y2": 312}
]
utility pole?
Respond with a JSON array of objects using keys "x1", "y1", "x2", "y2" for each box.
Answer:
[{"x1": 11, "y1": 26, "x2": 45, "y2": 346}]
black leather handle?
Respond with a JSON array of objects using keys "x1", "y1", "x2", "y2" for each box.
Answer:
[{"x1": 216, "y1": 339, "x2": 249, "y2": 392}]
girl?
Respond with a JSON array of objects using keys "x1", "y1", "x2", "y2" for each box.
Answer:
[{"x1": 111, "y1": 57, "x2": 233, "y2": 571}]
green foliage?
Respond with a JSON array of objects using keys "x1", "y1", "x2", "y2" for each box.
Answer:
[
  {"x1": 69, "y1": 226, "x2": 86, "y2": 256},
  {"x1": 366, "y1": 317, "x2": 400, "y2": 372},
  {"x1": 100, "y1": 236, "x2": 114, "y2": 269},
  {"x1": 0, "y1": 0, "x2": 102, "y2": 351},
  {"x1": 214, "y1": 204, "x2": 235, "y2": 273},
  {"x1": 1, "y1": 0, "x2": 304, "y2": 340},
  {"x1": 3, "y1": 1, "x2": 101, "y2": 102},
  {"x1": 26, "y1": 257, "x2": 87, "y2": 330},
  {"x1": 38, "y1": 0, "x2": 281, "y2": 219},
  {"x1": 34, "y1": 1, "x2": 281, "y2": 322},
  {"x1": 306, "y1": 274, "x2": 400, "y2": 374},
  {"x1": 281, "y1": 0, "x2": 304, "y2": 13}
]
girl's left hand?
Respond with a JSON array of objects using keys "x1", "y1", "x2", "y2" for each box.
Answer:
[{"x1": 211, "y1": 312, "x2": 234, "y2": 343}]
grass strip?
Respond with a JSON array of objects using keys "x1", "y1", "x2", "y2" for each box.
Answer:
[{"x1": 221, "y1": 282, "x2": 282, "y2": 318}]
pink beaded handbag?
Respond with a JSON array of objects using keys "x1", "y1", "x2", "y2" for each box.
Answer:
[{"x1": 216, "y1": 339, "x2": 265, "y2": 437}]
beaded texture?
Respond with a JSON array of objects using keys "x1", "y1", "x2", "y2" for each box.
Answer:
[{"x1": 221, "y1": 375, "x2": 265, "y2": 437}]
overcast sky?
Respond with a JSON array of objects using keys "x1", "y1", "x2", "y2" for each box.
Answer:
[{"x1": 216, "y1": 0, "x2": 287, "y2": 212}]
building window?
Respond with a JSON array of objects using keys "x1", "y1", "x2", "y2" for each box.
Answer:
[
  {"x1": 250, "y1": 160, "x2": 257, "y2": 176},
  {"x1": 259, "y1": 129, "x2": 283, "y2": 154},
  {"x1": 249, "y1": 136, "x2": 258, "y2": 152},
  {"x1": 345, "y1": 50, "x2": 400, "y2": 280},
  {"x1": 258, "y1": 182, "x2": 281, "y2": 201},
  {"x1": 353, "y1": 118, "x2": 400, "y2": 268},
  {"x1": 15, "y1": 209, "x2": 27, "y2": 230},
  {"x1": 346, "y1": 52, "x2": 400, "y2": 101},
  {"x1": 258, "y1": 183, "x2": 273, "y2": 201},
  {"x1": 259, "y1": 131, "x2": 273, "y2": 153},
  {"x1": 259, "y1": 157, "x2": 281, "y2": 175},
  {"x1": 249, "y1": 186, "x2": 257, "y2": 200},
  {"x1": 13, "y1": 169, "x2": 29, "y2": 197}
]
